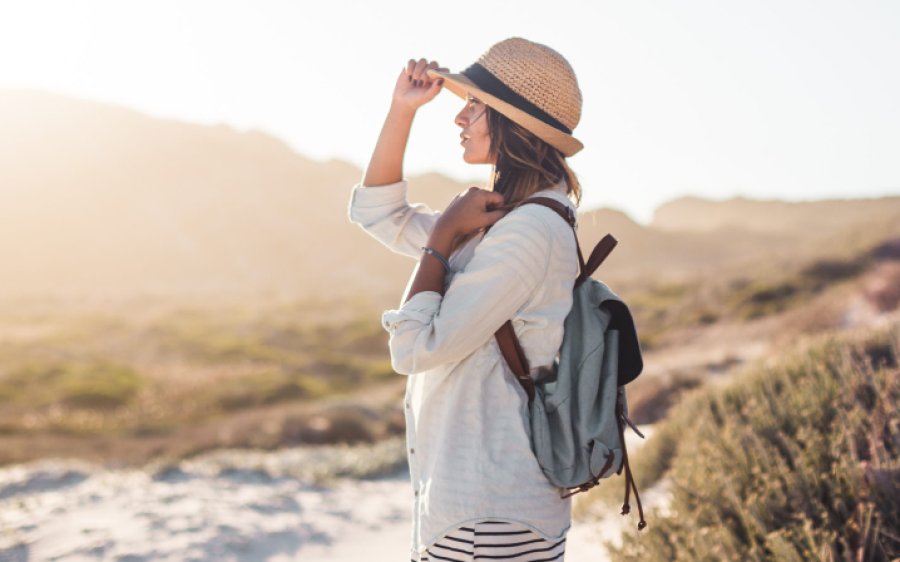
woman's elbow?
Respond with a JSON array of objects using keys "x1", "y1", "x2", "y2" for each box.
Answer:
[
  {"x1": 386, "y1": 346, "x2": 409, "y2": 374},
  {"x1": 388, "y1": 343, "x2": 435, "y2": 375},
  {"x1": 386, "y1": 325, "x2": 452, "y2": 375}
]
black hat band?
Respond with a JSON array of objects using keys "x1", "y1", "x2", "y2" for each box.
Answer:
[{"x1": 461, "y1": 62, "x2": 572, "y2": 135}]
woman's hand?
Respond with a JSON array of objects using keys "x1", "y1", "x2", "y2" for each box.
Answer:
[
  {"x1": 430, "y1": 187, "x2": 509, "y2": 252},
  {"x1": 393, "y1": 59, "x2": 448, "y2": 112}
]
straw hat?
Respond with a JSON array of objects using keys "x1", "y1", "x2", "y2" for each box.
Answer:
[{"x1": 427, "y1": 37, "x2": 584, "y2": 157}]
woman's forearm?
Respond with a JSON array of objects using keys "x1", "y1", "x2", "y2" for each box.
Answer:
[
  {"x1": 362, "y1": 102, "x2": 417, "y2": 187},
  {"x1": 401, "y1": 228, "x2": 455, "y2": 303}
]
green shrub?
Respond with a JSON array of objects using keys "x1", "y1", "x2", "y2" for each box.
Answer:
[
  {"x1": 214, "y1": 370, "x2": 330, "y2": 411},
  {"x1": 0, "y1": 360, "x2": 142, "y2": 410},
  {"x1": 58, "y1": 361, "x2": 142, "y2": 409},
  {"x1": 609, "y1": 323, "x2": 900, "y2": 561},
  {"x1": 737, "y1": 280, "x2": 801, "y2": 318}
]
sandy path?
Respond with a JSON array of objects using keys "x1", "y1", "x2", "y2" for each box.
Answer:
[
  {"x1": 0, "y1": 426, "x2": 658, "y2": 562},
  {"x1": 0, "y1": 464, "x2": 614, "y2": 562}
]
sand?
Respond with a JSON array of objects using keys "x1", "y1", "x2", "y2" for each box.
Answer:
[{"x1": 0, "y1": 427, "x2": 659, "y2": 562}]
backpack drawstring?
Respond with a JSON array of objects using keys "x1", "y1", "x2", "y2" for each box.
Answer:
[
  {"x1": 559, "y1": 448, "x2": 615, "y2": 499},
  {"x1": 558, "y1": 405, "x2": 648, "y2": 532},
  {"x1": 616, "y1": 400, "x2": 647, "y2": 530}
]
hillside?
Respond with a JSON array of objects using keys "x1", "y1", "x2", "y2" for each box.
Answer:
[
  {"x1": 3, "y1": 88, "x2": 900, "y2": 309},
  {"x1": 0, "y1": 88, "x2": 478, "y2": 303}
]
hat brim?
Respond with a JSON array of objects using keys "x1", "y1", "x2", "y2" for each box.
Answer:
[{"x1": 426, "y1": 68, "x2": 583, "y2": 157}]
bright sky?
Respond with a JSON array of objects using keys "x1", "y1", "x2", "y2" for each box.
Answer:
[{"x1": 1, "y1": 0, "x2": 898, "y2": 225}]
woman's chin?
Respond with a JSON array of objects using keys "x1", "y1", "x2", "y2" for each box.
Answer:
[{"x1": 461, "y1": 153, "x2": 489, "y2": 165}]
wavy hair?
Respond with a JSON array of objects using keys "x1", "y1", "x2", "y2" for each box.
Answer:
[{"x1": 485, "y1": 106, "x2": 582, "y2": 212}]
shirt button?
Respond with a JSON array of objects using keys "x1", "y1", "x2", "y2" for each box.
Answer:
[{"x1": 409, "y1": 447, "x2": 415, "y2": 454}]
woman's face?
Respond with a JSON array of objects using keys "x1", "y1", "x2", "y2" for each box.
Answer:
[{"x1": 455, "y1": 94, "x2": 494, "y2": 165}]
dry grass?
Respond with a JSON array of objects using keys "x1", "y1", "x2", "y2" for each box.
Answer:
[
  {"x1": 0, "y1": 296, "x2": 403, "y2": 467},
  {"x1": 604, "y1": 321, "x2": 900, "y2": 561}
]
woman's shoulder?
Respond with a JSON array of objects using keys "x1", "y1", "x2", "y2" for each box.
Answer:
[
  {"x1": 502, "y1": 198, "x2": 576, "y2": 236},
  {"x1": 479, "y1": 201, "x2": 575, "y2": 260}
]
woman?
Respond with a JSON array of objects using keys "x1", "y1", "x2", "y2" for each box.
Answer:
[{"x1": 348, "y1": 37, "x2": 584, "y2": 562}]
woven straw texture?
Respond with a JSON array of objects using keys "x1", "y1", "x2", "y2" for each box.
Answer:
[{"x1": 477, "y1": 37, "x2": 582, "y2": 132}]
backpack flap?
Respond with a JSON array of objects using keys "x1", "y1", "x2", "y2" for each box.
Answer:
[{"x1": 593, "y1": 282, "x2": 644, "y2": 386}]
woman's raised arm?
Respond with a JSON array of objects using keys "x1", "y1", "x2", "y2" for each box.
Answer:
[
  {"x1": 362, "y1": 59, "x2": 446, "y2": 187},
  {"x1": 348, "y1": 58, "x2": 453, "y2": 259}
]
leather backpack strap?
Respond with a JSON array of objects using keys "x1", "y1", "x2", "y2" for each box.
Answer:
[
  {"x1": 496, "y1": 319, "x2": 535, "y2": 402},
  {"x1": 490, "y1": 195, "x2": 618, "y2": 402},
  {"x1": 579, "y1": 233, "x2": 617, "y2": 287},
  {"x1": 525, "y1": 197, "x2": 618, "y2": 286}
]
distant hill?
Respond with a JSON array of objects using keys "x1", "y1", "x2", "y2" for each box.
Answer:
[
  {"x1": 651, "y1": 194, "x2": 900, "y2": 236},
  {"x1": 0, "y1": 88, "x2": 430, "y2": 302},
  {"x1": 2, "y1": 88, "x2": 898, "y2": 310}
]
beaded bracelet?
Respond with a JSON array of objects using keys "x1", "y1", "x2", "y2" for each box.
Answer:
[{"x1": 421, "y1": 246, "x2": 452, "y2": 273}]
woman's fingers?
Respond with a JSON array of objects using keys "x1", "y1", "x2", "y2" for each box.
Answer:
[
  {"x1": 395, "y1": 59, "x2": 444, "y2": 110},
  {"x1": 404, "y1": 59, "x2": 420, "y2": 86},
  {"x1": 409, "y1": 59, "x2": 427, "y2": 86},
  {"x1": 468, "y1": 189, "x2": 508, "y2": 227},
  {"x1": 478, "y1": 191, "x2": 509, "y2": 227},
  {"x1": 407, "y1": 59, "x2": 442, "y2": 86},
  {"x1": 419, "y1": 60, "x2": 441, "y2": 81},
  {"x1": 413, "y1": 59, "x2": 427, "y2": 82},
  {"x1": 482, "y1": 190, "x2": 506, "y2": 208},
  {"x1": 406, "y1": 59, "x2": 418, "y2": 78},
  {"x1": 437, "y1": 187, "x2": 510, "y2": 238}
]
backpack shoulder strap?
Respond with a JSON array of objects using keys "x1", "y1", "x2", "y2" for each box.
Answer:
[{"x1": 492, "y1": 196, "x2": 618, "y2": 401}]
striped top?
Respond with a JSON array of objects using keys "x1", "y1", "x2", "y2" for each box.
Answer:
[
  {"x1": 416, "y1": 519, "x2": 566, "y2": 561},
  {"x1": 347, "y1": 178, "x2": 579, "y2": 559}
]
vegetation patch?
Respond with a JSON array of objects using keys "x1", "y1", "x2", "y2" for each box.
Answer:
[
  {"x1": 0, "y1": 299, "x2": 402, "y2": 465},
  {"x1": 213, "y1": 369, "x2": 330, "y2": 411},
  {"x1": 0, "y1": 360, "x2": 142, "y2": 410},
  {"x1": 604, "y1": 323, "x2": 899, "y2": 561}
]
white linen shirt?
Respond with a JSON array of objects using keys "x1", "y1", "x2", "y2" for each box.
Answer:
[{"x1": 347, "y1": 177, "x2": 580, "y2": 559}]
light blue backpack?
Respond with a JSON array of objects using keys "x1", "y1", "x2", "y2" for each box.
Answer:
[{"x1": 493, "y1": 196, "x2": 647, "y2": 531}]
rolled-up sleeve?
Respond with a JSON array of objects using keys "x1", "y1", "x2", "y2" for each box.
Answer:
[
  {"x1": 380, "y1": 209, "x2": 552, "y2": 375},
  {"x1": 347, "y1": 179, "x2": 441, "y2": 259}
]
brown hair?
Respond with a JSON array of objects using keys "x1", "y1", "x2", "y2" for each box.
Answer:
[
  {"x1": 486, "y1": 105, "x2": 582, "y2": 212},
  {"x1": 453, "y1": 105, "x2": 583, "y2": 250}
]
